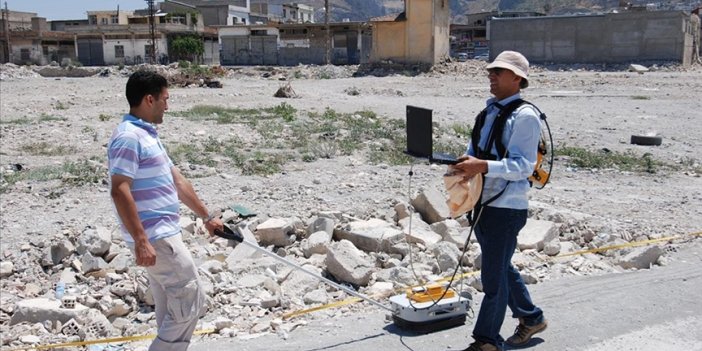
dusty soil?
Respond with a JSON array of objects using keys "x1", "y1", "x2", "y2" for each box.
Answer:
[{"x1": 1, "y1": 63, "x2": 700, "y2": 247}]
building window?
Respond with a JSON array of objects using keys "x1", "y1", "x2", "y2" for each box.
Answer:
[
  {"x1": 251, "y1": 30, "x2": 267, "y2": 36},
  {"x1": 115, "y1": 45, "x2": 124, "y2": 58},
  {"x1": 111, "y1": 15, "x2": 119, "y2": 24},
  {"x1": 20, "y1": 49, "x2": 30, "y2": 61},
  {"x1": 145, "y1": 45, "x2": 154, "y2": 58},
  {"x1": 89, "y1": 15, "x2": 97, "y2": 24},
  {"x1": 101, "y1": 18, "x2": 108, "y2": 25}
]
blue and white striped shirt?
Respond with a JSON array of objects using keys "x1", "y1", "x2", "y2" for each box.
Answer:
[
  {"x1": 466, "y1": 93, "x2": 542, "y2": 210},
  {"x1": 108, "y1": 114, "x2": 180, "y2": 243}
]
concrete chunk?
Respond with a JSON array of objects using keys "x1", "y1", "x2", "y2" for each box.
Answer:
[
  {"x1": 333, "y1": 219, "x2": 404, "y2": 253},
  {"x1": 0, "y1": 261, "x2": 13, "y2": 278},
  {"x1": 518, "y1": 219, "x2": 560, "y2": 251},
  {"x1": 306, "y1": 217, "x2": 335, "y2": 236},
  {"x1": 617, "y1": 246, "x2": 663, "y2": 270},
  {"x1": 399, "y1": 214, "x2": 443, "y2": 246},
  {"x1": 325, "y1": 240, "x2": 374, "y2": 286},
  {"x1": 301, "y1": 231, "x2": 331, "y2": 258},
  {"x1": 10, "y1": 298, "x2": 89, "y2": 325},
  {"x1": 411, "y1": 188, "x2": 450, "y2": 224},
  {"x1": 77, "y1": 226, "x2": 112, "y2": 256},
  {"x1": 225, "y1": 226, "x2": 262, "y2": 270},
  {"x1": 256, "y1": 218, "x2": 296, "y2": 247}
]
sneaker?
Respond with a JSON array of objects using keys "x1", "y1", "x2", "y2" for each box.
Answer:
[
  {"x1": 506, "y1": 318, "x2": 548, "y2": 346},
  {"x1": 463, "y1": 341, "x2": 499, "y2": 351}
]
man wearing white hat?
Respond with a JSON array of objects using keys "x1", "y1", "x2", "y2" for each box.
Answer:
[{"x1": 450, "y1": 50, "x2": 547, "y2": 351}]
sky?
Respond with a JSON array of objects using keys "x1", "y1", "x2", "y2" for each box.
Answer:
[{"x1": 6, "y1": 0, "x2": 152, "y2": 21}]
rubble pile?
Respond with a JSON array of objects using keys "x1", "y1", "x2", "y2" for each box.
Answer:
[
  {"x1": 0, "y1": 63, "x2": 41, "y2": 81},
  {"x1": 0, "y1": 187, "x2": 667, "y2": 348}
]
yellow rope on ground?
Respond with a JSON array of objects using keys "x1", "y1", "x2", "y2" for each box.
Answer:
[{"x1": 3, "y1": 329, "x2": 215, "y2": 351}]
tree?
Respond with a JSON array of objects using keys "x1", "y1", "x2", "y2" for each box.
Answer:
[{"x1": 170, "y1": 35, "x2": 204, "y2": 63}]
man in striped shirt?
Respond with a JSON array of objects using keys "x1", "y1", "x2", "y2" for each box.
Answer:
[{"x1": 109, "y1": 70, "x2": 223, "y2": 351}]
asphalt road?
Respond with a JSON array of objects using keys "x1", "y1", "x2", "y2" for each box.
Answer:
[{"x1": 190, "y1": 240, "x2": 702, "y2": 351}]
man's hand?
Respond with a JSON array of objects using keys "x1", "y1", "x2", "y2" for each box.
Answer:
[
  {"x1": 134, "y1": 240, "x2": 156, "y2": 266},
  {"x1": 204, "y1": 217, "x2": 224, "y2": 236},
  {"x1": 450, "y1": 156, "x2": 488, "y2": 178}
]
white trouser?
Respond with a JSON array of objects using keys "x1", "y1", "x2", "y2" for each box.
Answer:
[{"x1": 135, "y1": 234, "x2": 206, "y2": 351}]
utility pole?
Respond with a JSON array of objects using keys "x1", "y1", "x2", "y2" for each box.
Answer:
[
  {"x1": 146, "y1": 0, "x2": 156, "y2": 63},
  {"x1": 3, "y1": 2, "x2": 11, "y2": 63},
  {"x1": 325, "y1": 0, "x2": 330, "y2": 65}
]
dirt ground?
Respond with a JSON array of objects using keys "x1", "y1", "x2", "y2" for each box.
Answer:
[
  {"x1": 0, "y1": 62, "x2": 701, "y2": 349},
  {"x1": 1, "y1": 63, "x2": 700, "y2": 247}
]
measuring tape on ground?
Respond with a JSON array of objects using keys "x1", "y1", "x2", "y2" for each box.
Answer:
[{"x1": 3, "y1": 329, "x2": 215, "y2": 351}]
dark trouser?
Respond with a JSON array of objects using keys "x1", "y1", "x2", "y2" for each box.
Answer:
[{"x1": 472, "y1": 206, "x2": 544, "y2": 349}]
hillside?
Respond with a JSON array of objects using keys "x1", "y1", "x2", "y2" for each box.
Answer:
[{"x1": 280, "y1": 0, "x2": 696, "y2": 22}]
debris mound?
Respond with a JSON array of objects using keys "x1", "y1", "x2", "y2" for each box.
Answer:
[{"x1": 274, "y1": 83, "x2": 297, "y2": 98}]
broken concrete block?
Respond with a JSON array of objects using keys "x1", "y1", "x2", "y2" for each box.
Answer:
[
  {"x1": 616, "y1": 245, "x2": 663, "y2": 270},
  {"x1": 411, "y1": 188, "x2": 450, "y2": 224},
  {"x1": 333, "y1": 219, "x2": 405, "y2": 253},
  {"x1": 180, "y1": 216, "x2": 197, "y2": 235},
  {"x1": 399, "y1": 214, "x2": 443, "y2": 246},
  {"x1": 76, "y1": 309, "x2": 113, "y2": 339},
  {"x1": 61, "y1": 318, "x2": 81, "y2": 336},
  {"x1": 256, "y1": 218, "x2": 296, "y2": 247},
  {"x1": 77, "y1": 226, "x2": 112, "y2": 256},
  {"x1": 81, "y1": 253, "x2": 108, "y2": 274},
  {"x1": 61, "y1": 296, "x2": 77, "y2": 309},
  {"x1": 281, "y1": 265, "x2": 321, "y2": 296},
  {"x1": 394, "y1": 202, "x2": 411, "y2": 221},
  {"x1": 432, "y1": 219, "x2": 472, "y2": 248},
  {"x1": 104, "y1": 243, "x2": 120, "y2": 262},
  {"x1": 365, "y1": 281, "x2": 394, "y2": 297},
  {"x1": 430, "y1": 242, "x2": 461, "y2": 272},
  {"x1": 103, "y1": 298, "x2": 131, "y2": 318},
  {"x1": 306, "y1": 217, "x2": 335, "y2": 236},
  {"x1": 0, "y1": 261, "x2": 13, "y2": 278},
  {"x1": 50, "y1": 240, "x2": 75, "y2": 265},
  {"x1": 60, "y1": 268, "x2": 77, "y2": 284},
  {"x1": 20, "y1": 335, "x2": 40, "y2": 344},
  {"x1": 301, "y1": 231, "x2": 331, "y2": 258},
  {"x1": 303, "y1": 288, "x2": 328, "y2": 305},
  {"x1": 628, "y1": 64, "x2": 649, "y2": 73},
  {"x1": 199, "y1": 260, "x2": 224, "y2": 274},
  {"x1": 325, "y1": 240, "x2": 374, "y2": 286},
  {"x1": 107, "y1": 252, "x2": 131, "y2": 273},
  {"x1": 109, "y1": 279, "x2": 135, "y2": 297},
  {"x1": 518, "y1": 219, "x2": 560, "y2": 251},
  {"x1": 225, "y1": 226, "x2": 262, "y2": 270},
  {"x1": 10, "y1": 298, "x2": 88, "y2": 325},
  {"x1": 375, "y1": 267, "x2": 416, "y2": 286},
  {"x1": 543, "y1": 240, "x2": 561, "y2": 256}
]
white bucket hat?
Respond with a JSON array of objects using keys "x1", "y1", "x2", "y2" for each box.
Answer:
[{"x1": 486, "y1": 50, "x2": 530, "y2": 88}]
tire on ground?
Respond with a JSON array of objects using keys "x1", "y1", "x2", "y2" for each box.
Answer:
[{"x1": 630, "y1": 135, "x2": 662, "y2": 146}]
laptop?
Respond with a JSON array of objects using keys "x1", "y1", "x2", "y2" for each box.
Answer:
[{"x1": 404, "y1": 105, "x2": 458, "y2": 165}]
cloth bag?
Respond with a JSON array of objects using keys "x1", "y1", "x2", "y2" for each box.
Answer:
[{"x1": 443, "y1": 172, "x2": 483, "y2": 218}]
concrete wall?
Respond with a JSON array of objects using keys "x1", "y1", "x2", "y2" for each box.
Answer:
[
  {"x1": 406, "y1": 0, "x2": 433, "y2": 63},
  {"x1": 432, "y1": 0, "x2": 450, "y2": 62},
  {"x1": 371, "y1": 20, "x2": 407, "y2": 62},
  {"x1": 490, "y1": 11, "x2": 696, "y2": 64},
  {"x1": 102, "y1": 36, "x2": 168, "y2": 65},
  {"x1": 370, "y1": 0, "x2": 449, "y2": 65}
]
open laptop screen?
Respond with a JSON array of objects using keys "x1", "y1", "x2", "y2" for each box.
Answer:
[{"x1": 405, "y1": 105, "x2": 433, "y2": 158}]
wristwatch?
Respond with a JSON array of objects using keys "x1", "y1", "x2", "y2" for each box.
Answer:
[{"x1": 201, "y1": 211, "x2": 219, "y2": 222}]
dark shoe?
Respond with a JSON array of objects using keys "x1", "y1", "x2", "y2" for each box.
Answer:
[
  {"x1": 463, "y1": 341, "x2": 499, "y2": 351},
  {"x1": 506, "y1": 318, "x2": 548, "y2": 346}
]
